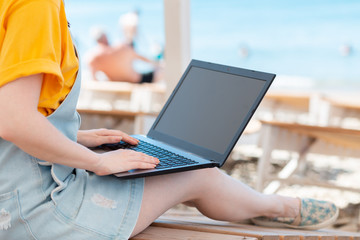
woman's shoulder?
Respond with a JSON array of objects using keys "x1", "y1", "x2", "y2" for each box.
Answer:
[
  {"x1": 5, "y1": 0, "x2": 62, "y2": 10},
  {"x1": 2, "y1": 0, "x2": 64, "y2": 25}
]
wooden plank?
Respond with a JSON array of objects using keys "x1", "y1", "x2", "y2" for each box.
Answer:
[
  {"x1": 260, "y1": 120, "x2": 360, "y2": 152},
  {"x1": 153, "y1": 219, "x2": 270, "y2": 239},
  {"x1": 77, "y1": 108, "x2": 157, "y2": 117},
  {"x1": 82, "y1": 81, "x2": 166, "y2": 94},
  {"x1": 261, "y1": 120, "x2": 360, "y2": 136},
  {"x1": 154, "y1": 210, "x2": 360, "y2": 239},
  {"x1": 82, "y1": 81, "x2": 135, "y2": 93},
  {"x1": 152, "y1": 209, "x2": 360, "y2": 240},
  {"x1": 152, "y1": 218, "x2": 360, "y2": 240},
  {"x1": 331, "y1": 102, "x2": 360, "y2": 111},
  {"x1": 78, "y1": 81, "x2": 166, "y2": 113},
  {"x1": 264, "y1": 92, "x2": 311, "y2": 111},
  {"x1": 323, "y1": 96, "x2": 360, "y2": 112},
  {"x1": 77, "y1": 108, "x2": 158, "y2": 134},
  {"x1": 132, "y1": 226, "x2": 255, "y2": 240}
]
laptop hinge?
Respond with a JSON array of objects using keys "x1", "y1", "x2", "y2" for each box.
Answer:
[{"x1": 211, "y1": 161, "x2": 220, "y2": 167}]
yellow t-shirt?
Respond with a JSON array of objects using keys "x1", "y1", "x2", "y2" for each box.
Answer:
[{"x1": 0, "y1": 0, "x2": 79, "y2": 116}]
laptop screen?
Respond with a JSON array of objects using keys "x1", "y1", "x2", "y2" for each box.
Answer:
[{"x1": 149, "y1": 60, "x2": 274, "y2": 164}]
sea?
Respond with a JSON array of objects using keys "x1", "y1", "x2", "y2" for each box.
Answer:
[{"x1": 65, "y1": 0, "x2": 360, "y2": 91}]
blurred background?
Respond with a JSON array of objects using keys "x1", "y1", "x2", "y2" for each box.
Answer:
[{"x1": 66, "y1": 0, "x2": 360, "y2": 91}]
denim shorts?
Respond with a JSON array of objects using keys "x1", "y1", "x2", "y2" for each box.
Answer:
[{"x1": 0, "y1": 143, "x2": 144, "y2": 240}]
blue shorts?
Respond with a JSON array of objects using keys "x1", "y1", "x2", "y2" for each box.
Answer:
[{"x1": 0, "y1": 144, "x2": 144, "y2": 240}]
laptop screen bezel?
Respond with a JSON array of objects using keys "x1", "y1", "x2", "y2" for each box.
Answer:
[{"x1": 147, "y1": 59, "x2": 275, "y2": 166}]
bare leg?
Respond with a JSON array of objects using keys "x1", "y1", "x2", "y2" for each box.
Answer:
[{"x1": 130, "y1": 168, "x2": 300, "y2": 237}]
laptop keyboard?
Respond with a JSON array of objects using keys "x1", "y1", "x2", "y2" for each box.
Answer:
[{"x1": 95, "y1": 140, "x2": 199, "y2": 169}]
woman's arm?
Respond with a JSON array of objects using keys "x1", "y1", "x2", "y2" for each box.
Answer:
[{"x1": 0, "y1": 74, "x2": 159, "y2": 175}]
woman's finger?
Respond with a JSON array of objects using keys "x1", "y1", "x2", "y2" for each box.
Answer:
[
  {"x1": 96, "y1": 135, "x2": 122, "y2": 145},
  {"x1": 97, "y1": 129, "x2": 124, "y2": 137},
  {"x1": 121, "y1": 135, "x2": 139, "y2": 145},
  {"x1": 126, "y1": 162, "x2": 157, "y2": 170},
  {"x1": 120, "y1": 150, "x2": 159, "y2": 164},
  {"x1": 95, "y1": 129, "x2": 138, "y2": 145},
  {"x1": 99, "y1": 129, "x2": 139, "y2": 145}
]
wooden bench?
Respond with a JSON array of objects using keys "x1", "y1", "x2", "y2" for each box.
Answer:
[
  {"x1": 258, "y1": 92, "x2": 315, "y2": 124},
  {"x1": 323, "y1": 97, "x2": 360, "y2": 128},
  {"x1": 77, "y1": 81, "x2": 166, "y2": 134},
  {"x1": 263, "y1": 92, "x2": 312, "y2": 112},
  {"x1": 77, "y1": 108, "x2": 158, "y2": 134},
  {"x1": 256, "y1": 91, "x2": 360, "y2": 129},
  {"x1": 78, "y1": 81, "x2": 166, "y2": 113},
  {"x1": 256, "y1": 120, "x2": 360, "y2": 193},
  {"x1": 132, "y1": 209, "x2": 360, "y2": 240}
]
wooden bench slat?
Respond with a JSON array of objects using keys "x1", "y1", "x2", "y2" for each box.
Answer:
[
  {"x1": 77, "y1": 108, "x2": 158, "y2": 117},
  {"x1": 154, "y1": 219, "x2": 360, "y2": 239},
  {"x1": 134, "y1": 219, "x2": 360, "y2": 240},
  {"x1": 145, "y1": 209, "x2": 360, "y2": 240},
  {"x1": 260, "y1": 120, "x2": 360, "y2": 136},
  {"x1": 132, "y1": 226, "x2": 255, "y2": 240}
]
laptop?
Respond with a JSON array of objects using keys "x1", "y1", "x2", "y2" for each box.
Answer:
[{"x1": 92, "y1": 59, "x2": 275, "y2": 178}]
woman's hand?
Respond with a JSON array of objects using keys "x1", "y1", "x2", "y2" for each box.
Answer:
[
  {"x1": 78, "y1": 129, "x2": 159, "y2": 175},
  {"x1": 77, "y1": 128, "x2": 138, "y2": 148},
  {"x1": 94, "y1": 150, "x2": 160, "y2": 176}
]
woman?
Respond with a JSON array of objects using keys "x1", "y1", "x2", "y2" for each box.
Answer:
[{"x1": 0, "y1": 1, "x2": 338, "y2": 239}]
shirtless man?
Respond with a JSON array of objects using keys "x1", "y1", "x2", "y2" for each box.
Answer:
[{"x1": 86, "y1": 29, "x2": 159, "y2": 83}]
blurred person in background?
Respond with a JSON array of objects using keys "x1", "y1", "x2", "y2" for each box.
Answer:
[
  {"x1": 85, "y1": 27, "x2": 162, "y2": 83},
  {"x1": 119, "y1": 10, "x2": 139, "y2": 48}
]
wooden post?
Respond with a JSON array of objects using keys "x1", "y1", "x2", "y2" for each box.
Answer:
[{"x1": 163, "y1": 0, "x2": 191, "y2": 98}]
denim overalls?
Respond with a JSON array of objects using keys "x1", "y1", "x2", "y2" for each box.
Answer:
[{"x1": 0, "y1": 49, "x2": 144, "y2": 240}]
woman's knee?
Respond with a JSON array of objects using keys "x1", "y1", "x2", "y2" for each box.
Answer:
[
  {"x1": 194, "y1": 167, "x2": 223, "y2": 179},
  {"x1": 143, "y1": 167, "x2": 223, "y2": 201},
  {"x1": 183, "y1": 168, "x2": 223, "y2": 193}
]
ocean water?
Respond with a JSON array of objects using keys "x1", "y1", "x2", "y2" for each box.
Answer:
[{"x1": 65, "y1": 0, "x2": 360, "y2": 90}]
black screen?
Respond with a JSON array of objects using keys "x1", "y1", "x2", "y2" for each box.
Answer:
[{"x1": 153, "y1": 66, "x2": 266, "y2": 154}]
